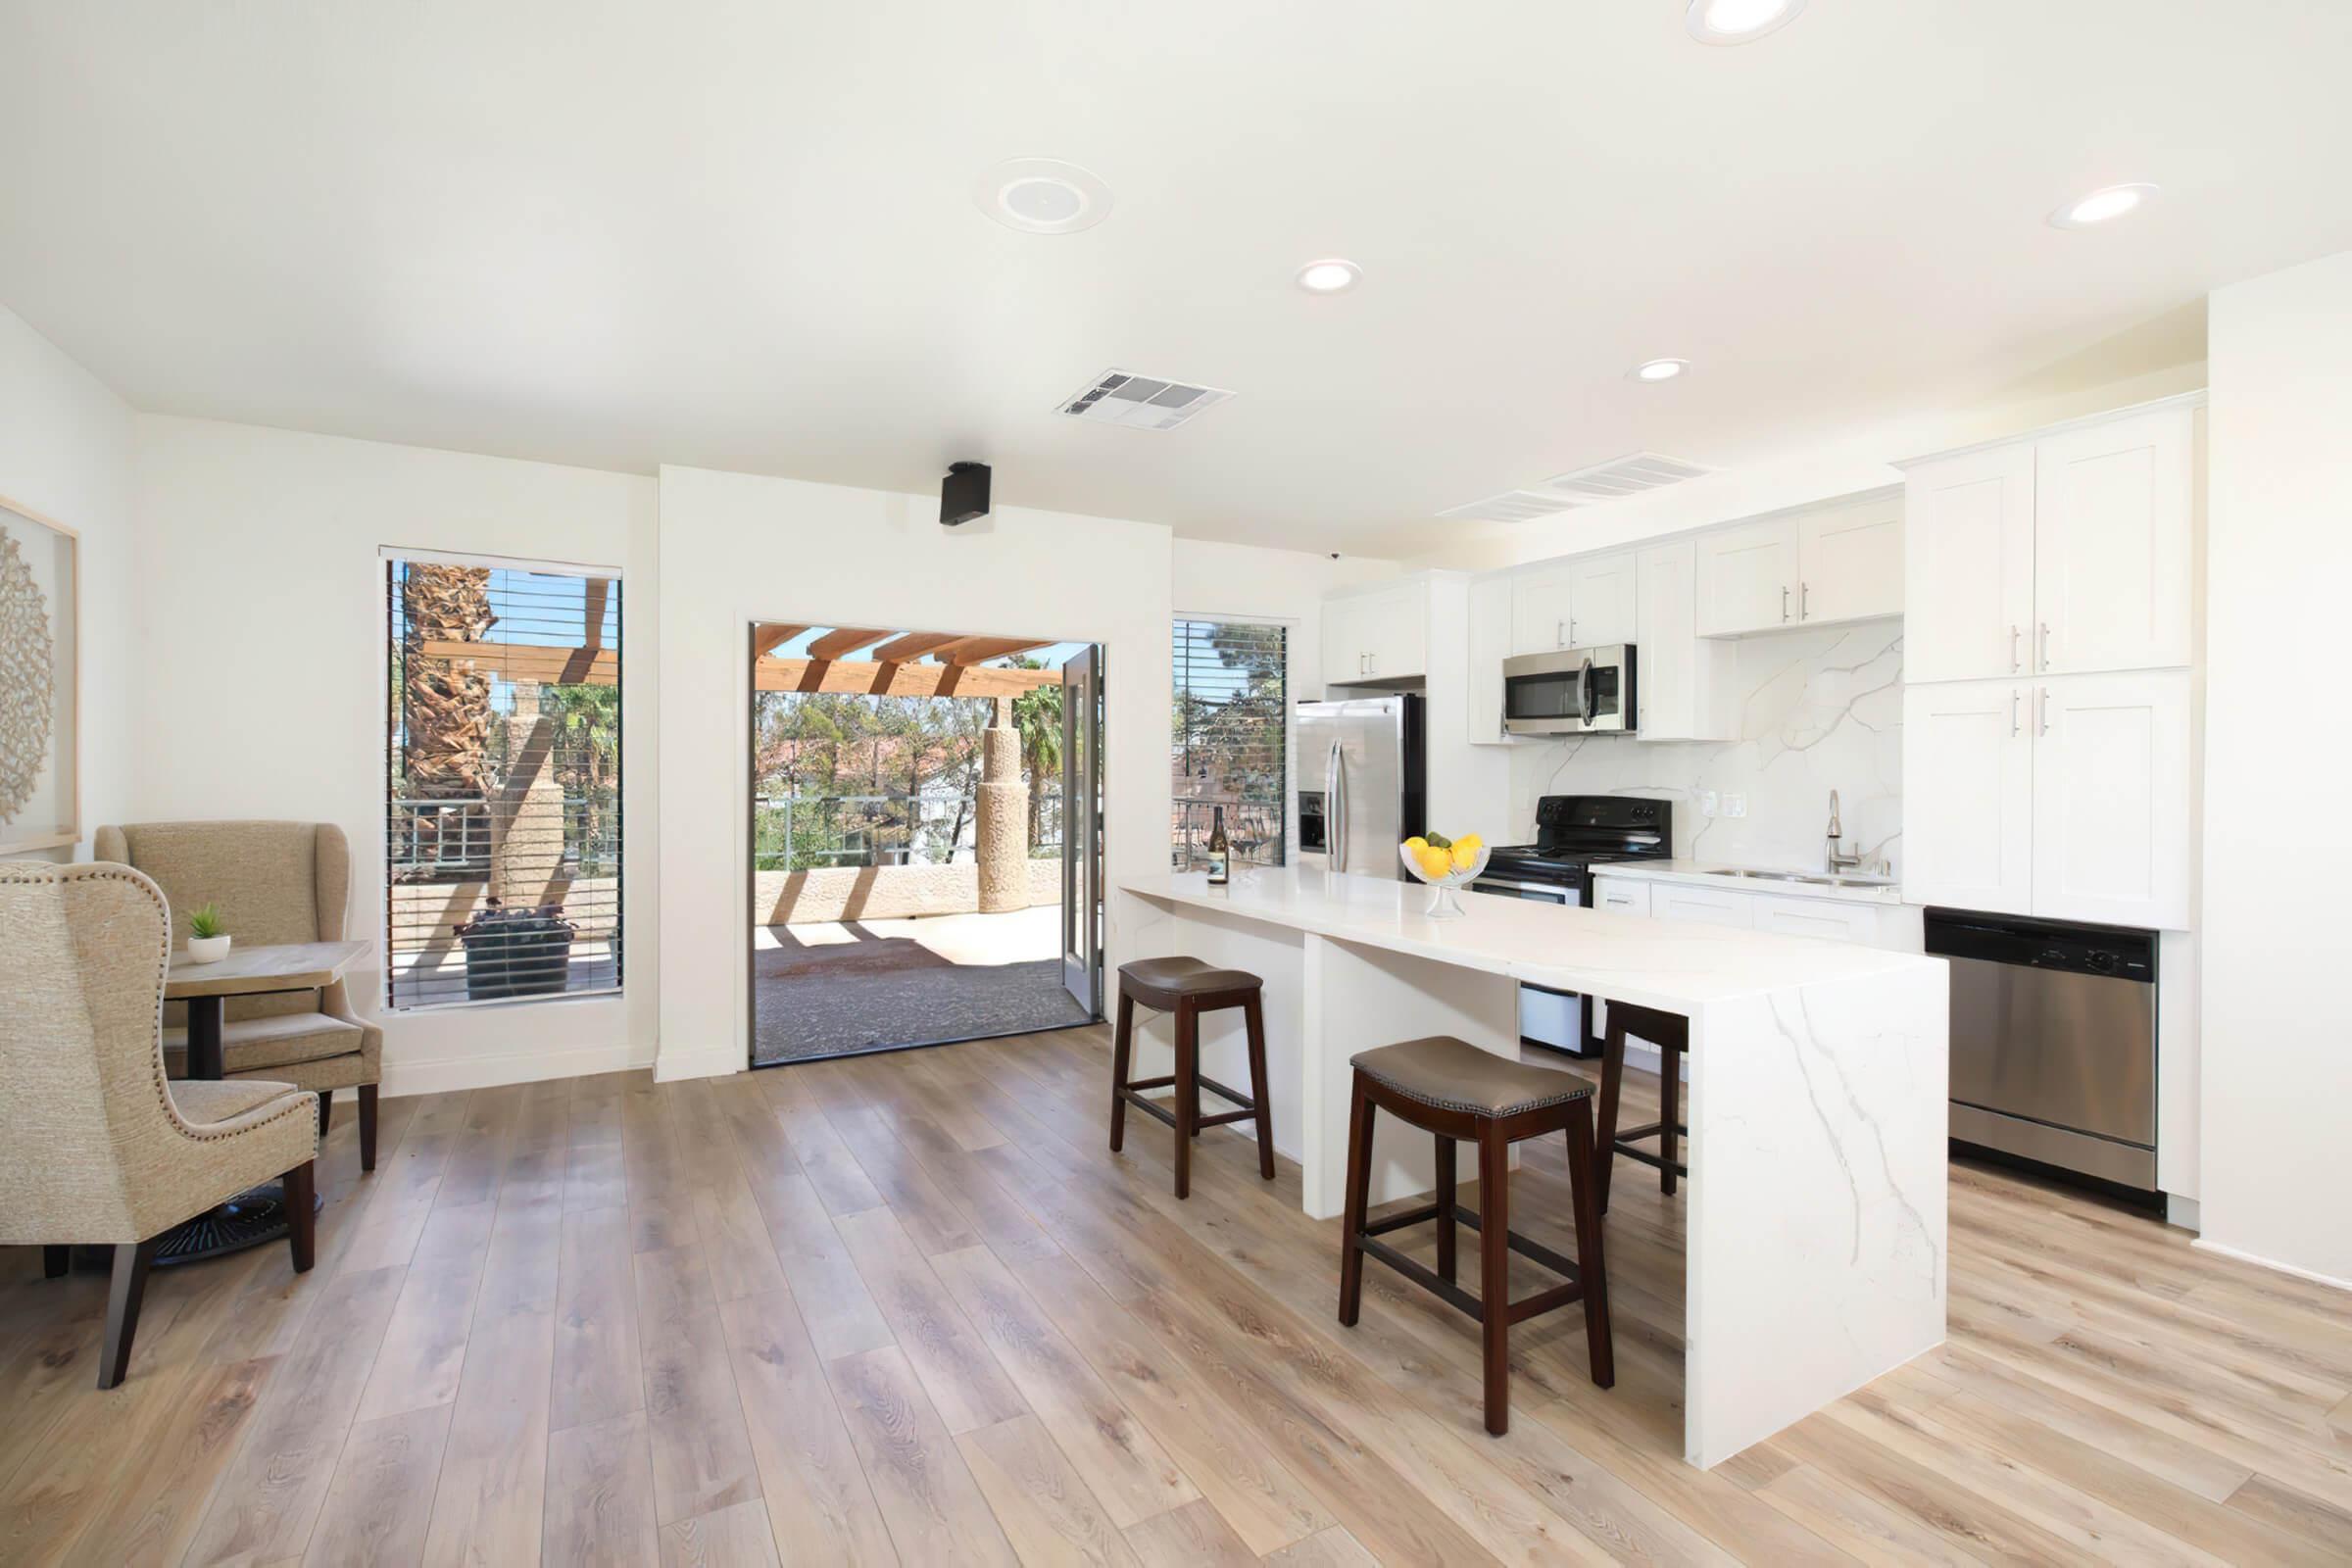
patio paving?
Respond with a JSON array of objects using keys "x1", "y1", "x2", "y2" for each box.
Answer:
[{"x1": 751, "y1": 905, "x2": 1089, "y2": 1064}]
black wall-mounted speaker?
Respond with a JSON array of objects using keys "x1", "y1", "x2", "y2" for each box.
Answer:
[{"x1": 941, "y1": 462, "x2": 992, "y2": 526}]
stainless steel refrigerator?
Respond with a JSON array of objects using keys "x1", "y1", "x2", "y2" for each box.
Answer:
[{"x1": 1296, "y1": 695, "x2": 1425, "y2": 878}]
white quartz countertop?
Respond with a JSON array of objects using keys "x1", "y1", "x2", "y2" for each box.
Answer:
[
  {"x1": 1122, "y1": 867, "x2": 1938, "y2": 1013},
  {"x1": 1589, "y1": 859, "x2": 1907, "y2": 906}
]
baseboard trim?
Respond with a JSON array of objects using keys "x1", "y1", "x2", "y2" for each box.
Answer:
[
  {"x1": 654, "y1": 1049, "x2": 746, "y2": 1084},
  {"x1": 382, "y1": 1041, "x2": 657, "y2": 1098},
  {"x1": 2191, "y1": 1235, "x2": 2352, "y2": 1294}
]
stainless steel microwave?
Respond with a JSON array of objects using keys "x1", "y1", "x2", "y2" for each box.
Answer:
[{"x1": 1501, "y1": 644, "x2": 1638, "y2": 736}]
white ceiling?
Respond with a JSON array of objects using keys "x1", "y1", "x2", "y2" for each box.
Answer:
[{"x1": 3, "y1": 2, "x2": 2348, "y2": 559}]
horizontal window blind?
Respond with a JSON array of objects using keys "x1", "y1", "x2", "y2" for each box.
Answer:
[
  {"x1": 385, "y1": 558, "x2": 622, "y2": 1009},
  {"x1": 1172, "y1": 618, "x2": 1287, "y2": 869}
]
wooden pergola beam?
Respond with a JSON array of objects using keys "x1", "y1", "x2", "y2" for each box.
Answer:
[
  {"x1": 803, "y1": 626, "x2": 894, "y2": 662},
  {"x1": 419, "y1": 640, "x2": 619, "y2": 686},
  {"x1": 752, "y1": 622, "x2": 808, "y2": 660},
  {"x1": 757, "y1": 659, "x2": 1061, "y2": 697},
  {"x1": 866, "y1": 630, "x2": 962, "y2": 663},
  {"x1": 933, "y1": 636, "x2": 1054, "y2": 666}
]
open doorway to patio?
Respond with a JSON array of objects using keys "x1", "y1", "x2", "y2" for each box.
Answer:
[{"x1": 747, "y1": 624, "x2": 1102, "y2": 1065}]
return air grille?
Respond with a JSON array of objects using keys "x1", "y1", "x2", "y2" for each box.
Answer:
[
  {"x1": 1058, "y1": 368, "x2": 1234, "y2": 430},
  {"x1": 1437, "y1": 490, "x2": 1579, "y2": 525},
  {"x1": 1540, "y1": 452, "x2": 1714, "y2": 502}
]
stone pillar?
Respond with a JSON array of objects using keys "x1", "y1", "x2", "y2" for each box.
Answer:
[
  {"x1": 975, "y1": 696, "x2": 1029, "y2": 913},
  {"x1": 490, "y1": 681, "x2": 568, "y2": 908}
]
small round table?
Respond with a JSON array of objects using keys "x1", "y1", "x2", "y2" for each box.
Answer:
[{"x1": 157, "y1": 939, "x2": 369, "y2": 1266}]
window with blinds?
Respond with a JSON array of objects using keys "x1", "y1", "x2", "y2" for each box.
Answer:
[
  {"x1": 385, "y1": 555, "x2": 622, "y2": 1009},
  {"x1": 1171, "y1": 618, "x2": 1287, "y2": 870}
]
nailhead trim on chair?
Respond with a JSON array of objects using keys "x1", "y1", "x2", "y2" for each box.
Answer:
[{"x1": 1351, "y1": 1069, "x2": 1593, "y2": 1120}]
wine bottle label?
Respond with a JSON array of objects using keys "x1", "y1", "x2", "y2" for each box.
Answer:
[{"x1": 1207, "y1": 849, "x2": 1229, "y2": 884}]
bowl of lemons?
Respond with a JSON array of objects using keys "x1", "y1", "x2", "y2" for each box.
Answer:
[{"x1": 1397, "y1": 831, "x2": 1489, "y2": 919}]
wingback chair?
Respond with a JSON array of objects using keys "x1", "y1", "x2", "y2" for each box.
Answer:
[
  {"x1": 93, "y1": 821, "x2": 382, "y2": 1169},
  {"x1": 0, "y1": 863, "x2": 318, "y2": 1388}
]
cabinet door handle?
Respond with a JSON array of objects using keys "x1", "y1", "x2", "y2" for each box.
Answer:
[
  {"x1": 1556, "y1": 619, "x2": 1566, "y2": 649},
  {"x1": 1782, "y1": 585, "x2": 1791, "y2": 622},
  {"x1": 2010, "y1": 689, "x2": 2020, "y2": 737},
  {"x1": 1569, "y1": 616, "x2": 1577, "y2": 645},
  {"x1": 2010, "y1": 624, "x2": 2021, "y2": 674},
  {"x1": 1800, "y1": 581, "x2": 1810, "y2": 619},
  {"x1": 2038, "y1": 685, "x2": 2051, "y2": 736},
  {"x1": 2038, "y1": 621, "x2": 2050, "y2": 672}
]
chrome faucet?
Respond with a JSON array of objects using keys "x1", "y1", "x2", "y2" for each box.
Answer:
[{"x1": 1826, "y1": 790, "x2": 1864, "y2": 872}]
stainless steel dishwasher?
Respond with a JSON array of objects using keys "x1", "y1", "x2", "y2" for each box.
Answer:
[{"x1": 1926, "y1": 908, "x2": 2158, "y2": 1193}]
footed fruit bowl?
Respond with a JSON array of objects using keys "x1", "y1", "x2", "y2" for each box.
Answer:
[{"x1": 1397, "y1": 840, "x2": 1490, "y2": 919}]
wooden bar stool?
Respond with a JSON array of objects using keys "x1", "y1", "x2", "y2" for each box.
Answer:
[
  {"x1": 1592, "y1": 999, "x2": 1691, "y2": 1214},
  {"x1": 1108, "y1": 956, "x2": 1276, "y2": 1200},
  {"x1": 1337, "y1": 1036, "x2": 1614, "y2": 1436}
]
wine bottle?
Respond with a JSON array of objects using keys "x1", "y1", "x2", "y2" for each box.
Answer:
[{"x1": 1206, "y1": 807, "x2": 1230, "y2": 886}]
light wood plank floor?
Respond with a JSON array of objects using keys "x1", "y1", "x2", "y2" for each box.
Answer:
[{"x1": 4, "y1": 1027, "x2": 2348, "y2": 1564}]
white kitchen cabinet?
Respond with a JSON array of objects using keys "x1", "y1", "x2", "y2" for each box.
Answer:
[
  {"x1": 1901, "y1": 442, "x2": 2035, "y2": 683},
  {"x1": 1652, "y1": 883, "x2": 1755, "y2": 929},
  {"x1": 1323, "y1": 581, "x2": 1427, "y2": 684},
  {"x1": 1509, "y1": 562, "x2": 1578, "y2": 656},
  {"x1": 1592, "y1": 876, "x2": 1651, "y2": 917},
  {"x1": 1695, "y1": 516, "x2": 1799, "y2": 636},
  {"x1": 1466, "y1": 573, "x2": 1515, "y2": 746},
  {"x1": 2031, "y1": 671, "x2": 2191, "y2": 928},
  {"x1": 1509, "y1": 550, "x2": 1636, "y2": 655},
  {"x1": 1902, "y1": 678, "x2": 2034, "y2": 915},
  {"x1": 1752, "y1": 894, "x2": 1881, "y2": 944},
  {"x1": 1902, "y1": 670, "x2": 2190, "y2": 927},
  {"x1": 2034, "y1": 408, "x2": 2193, "y2": 676},
  {"x1": 1635, "y1": 538, "x2": 1738, "y2": 742},
  {"x1": 1796, "y1": 494, "x2": 1903, "y2": 626}
]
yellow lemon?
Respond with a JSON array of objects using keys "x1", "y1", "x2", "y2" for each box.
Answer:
[
  {"x1": 1403, "y1": 836, "x2": 1428, "y2": 854},
  {"x1": 1455, "y1": 832, "x2": 1483, "y2": 853},
  {"x1": 1415, "y1": 846, "x2": 1452, "y2": 880},
  {"x1": 1449, "y1": 843, "x2": 1480, "y2": 874}
]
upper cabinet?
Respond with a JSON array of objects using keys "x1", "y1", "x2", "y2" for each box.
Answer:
[
  {"x1": 1635, "y1": 537, "x2": 1737, "y2": 743},
  {"x1": 1466, "y1": 574, "x2": 1514, "y2": 744},
  {"x1": 1694, "y1": 494, "x2": 1901, "y2": 637},
  {"x1": 1508, "y1": 549, "x2": 1636, "y2": 655},
  {"x1": 1324, "y1": 579, "x2": 1427, "y2": 685},
  {"x1": 1903, "y1": 402, "x2": 2194, "y2": 683}
]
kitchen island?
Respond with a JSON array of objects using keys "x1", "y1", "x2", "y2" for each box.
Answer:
[{"x1": 1119, "y1": 866, "x2": 1947, "y2": 1468}]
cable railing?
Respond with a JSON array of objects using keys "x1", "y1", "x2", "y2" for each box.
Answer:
[
  {"x1": 1172, "y1": 796, "x2": 1285, "y2": 870},
  {"x1": 387, "y1": 795, "x2": 619, "y2": 878},
  {"x1": 754, "y1": 785, "x2": 1064, "y2": 871}
]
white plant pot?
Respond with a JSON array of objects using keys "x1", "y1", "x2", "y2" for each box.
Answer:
[{"x1": 187, "y1": 934, "x2": 232, "y2": 964}]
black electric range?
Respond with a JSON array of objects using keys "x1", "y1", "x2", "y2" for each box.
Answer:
[
  {"x1": 1475, "y1": 795, "x2": 1672, "y2": 905},
  {"x1": 1472, "y1": 795, "x2": 1672, "y2": 1057}
]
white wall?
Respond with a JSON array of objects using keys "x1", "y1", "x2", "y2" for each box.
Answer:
[
  {"x1": 657, "y1": 466, "x2": 1180, "y2": 1081},
  {"x1": 130, "y1": 416, "x2": 662, "y2": 1094},
  {"x1": 2198, "y1": 251, "x2": 2352, "y2": 1288},
  {"x1": 0, "y1": 305, "x2": 138, "y2": 860}
]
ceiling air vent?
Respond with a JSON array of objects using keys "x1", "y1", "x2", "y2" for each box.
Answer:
[
  {"x1": 1437, "y1": 489, "x2": 1579, "y2": 525},
  {"x1": 1058, "y1": 368, "x2": 1234, "y2": 430},
  {"x1": 1540, "y1": 452, "x2": 1714, "y2": 503}
]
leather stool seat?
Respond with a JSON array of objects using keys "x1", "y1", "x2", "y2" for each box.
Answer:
[
  {"x1": 1116, "y1": 956, "x2": 1262, "y2": 1007},
  {"x1": 1352, "y1": 1037, "x2": 1593, "y2": 1118}
]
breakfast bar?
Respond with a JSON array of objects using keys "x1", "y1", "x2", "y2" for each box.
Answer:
[{"x1": 1119, "y1": 865, "x2": 1949, "y2": 1469}]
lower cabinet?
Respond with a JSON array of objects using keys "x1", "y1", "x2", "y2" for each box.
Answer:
[
  {"x1": 1752, "y1": 894, "x2": 1881, "y2": 943},
  {"x1": 1650, "y1": 883, "x2": 1756, "y2": 929},
  {"x1": 1593, "y1": 878, "x2": 1650, "y2": 917},
  {"x1": 1902, "y1": 669, "x2": 2189, "y2": 928}
]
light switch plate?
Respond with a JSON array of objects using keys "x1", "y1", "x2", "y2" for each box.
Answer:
[
  {"x1": 1725, "y1": 793, "x2": 1747, "y2": 818},
  {"x1": 1698, "y1": 791, "x2": 1719, "y2": 817}
]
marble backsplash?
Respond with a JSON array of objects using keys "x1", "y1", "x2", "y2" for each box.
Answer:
[{"x1": 1505, "y1": 620, "x2": 1904, "y2": 873}]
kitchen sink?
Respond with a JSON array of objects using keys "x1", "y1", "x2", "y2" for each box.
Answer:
[{"x1": 1713, "y1": 868, "x2": 1897, "y2": 889}]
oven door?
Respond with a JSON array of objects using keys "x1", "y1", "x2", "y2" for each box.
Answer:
[{"x1": 1469, "y1": 876, "x2": 1573, "y2": 906}]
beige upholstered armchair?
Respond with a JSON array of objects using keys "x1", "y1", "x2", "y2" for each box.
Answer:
[
  {"x1": 1, "y1": 863, "x2": 318, "y2": 1388},
  {"x1": 95, "y1": 821, "x2": 383, "y2": 1168}
]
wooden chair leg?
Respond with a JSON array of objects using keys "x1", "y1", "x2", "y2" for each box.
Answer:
[
  {"x1": 1658, "y1": 1041, "x2": 1681, "y2": 1198},
  {"x1": 284, "y1": 1159, "x2": 317, "y2": 1274},
  {"x1": 1172, "y1": 1001, "x2": 1198, "y2": 1200},
  {"x1": 1108, "y1": 989, "x2": 1136, "y2": 1152},
  {"x1": 1243, "y1": 992, "x2": 1276, "y2": 1180},
  {"x1": 43, "y1": 1245, "x2": 69, "y2": 1279},
  {"x1": 358, "y1": 1083, "x2": 379, "y2": 1173},
  {"x1": 1478, "y1": 1126, "x2": 1512, "y2": 1435},
  {"x1": 1593, "y1": 1011, "x2": 1626, "y2": 1216},
  {"x1": 1338, "y1": 1074, "x2": 1374, "y2": 1327},
  {"x1": 1564, "y1": 1105, "x2": 1616, "y2": 1389},
  {"x1": 1435, "y1": 1135, "x2": 1457, "y2": 1284},
  {"x1": 317, "y1": 1089, "x2": 333, "y2": 1139},
  {"x1": 97, "y1": 1239, "x2": 159, "y2": 1389}
]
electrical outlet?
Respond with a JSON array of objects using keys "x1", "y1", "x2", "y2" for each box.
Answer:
[
  {"x1": 1724, "y1": 793, "x2": 1747, "y2": 818},
  {"x1": 1698, "y1": 791, "x2": 1719, "y2": 817}
]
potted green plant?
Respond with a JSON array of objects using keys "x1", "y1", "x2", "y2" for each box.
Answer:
[
  {"x1": 454, "y1": 900, "x2": 578, "y2": 1000},
  {"x1": 186, "y1": 903, "x2": 231, "y2": 963}
]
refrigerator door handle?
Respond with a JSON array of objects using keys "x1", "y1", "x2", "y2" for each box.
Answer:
[{"x1": 1326, "y1": 741, "x2": 1347, "y2": 873}]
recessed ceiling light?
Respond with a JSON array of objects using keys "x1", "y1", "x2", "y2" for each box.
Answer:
[
  {"x1": 972, "y1": 158, "x2": 1113, "y2": 234},
  {"x1": 2047, "y1": 182, "x2": 2159, "y2": 229},
  {"x1": 1296, "y1": 259, "x2": 1362, "y2": 294},
  {"x1": 1629, "y1": 358, "x2": 1689, "y2": 383},
  {"x1": 1685, "y1": 0, "x2": 1805, "y2": 45}
]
